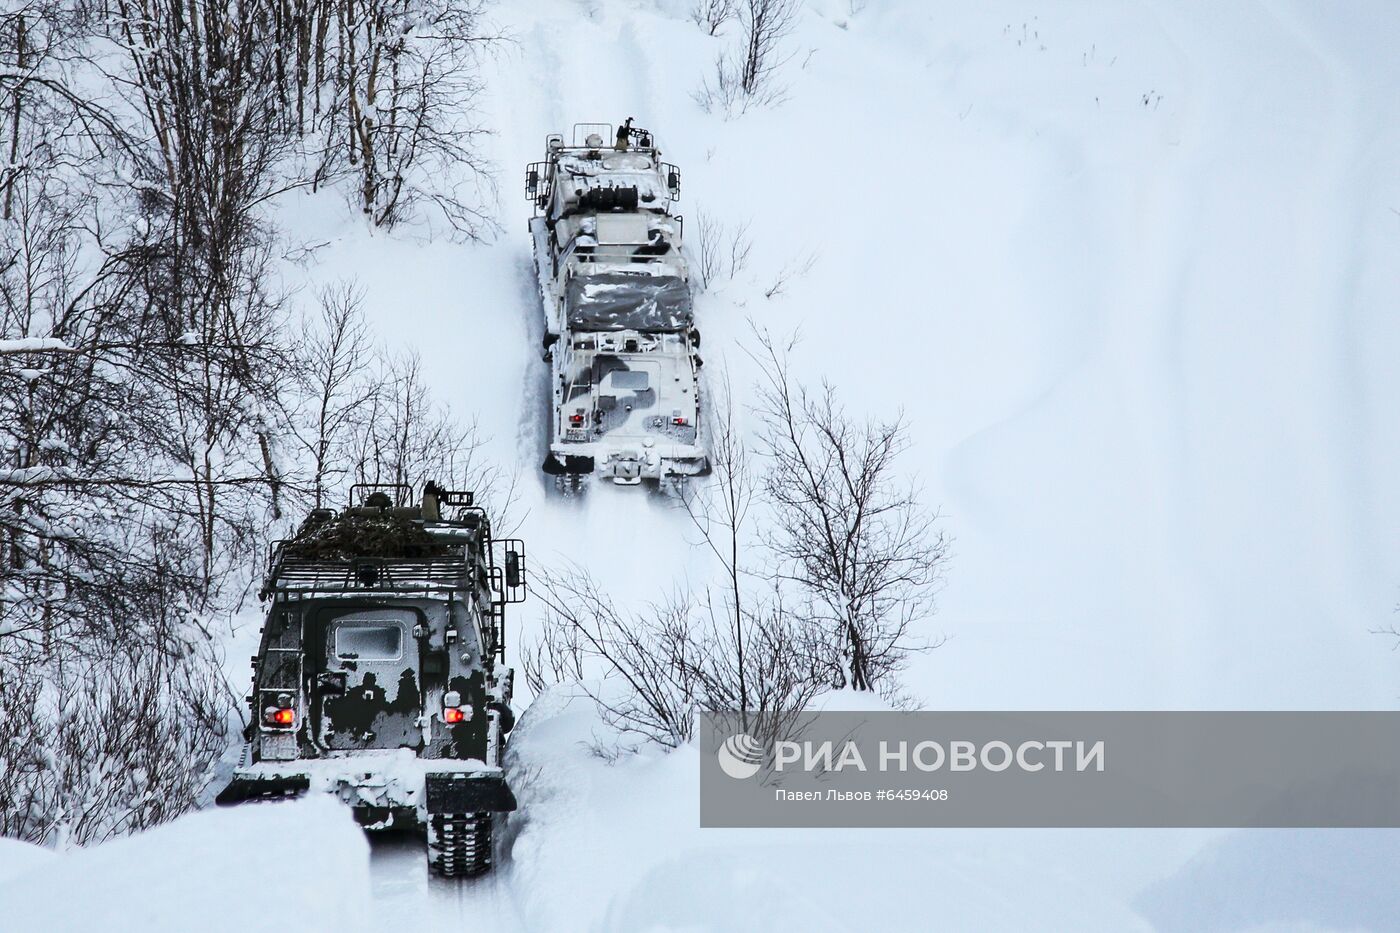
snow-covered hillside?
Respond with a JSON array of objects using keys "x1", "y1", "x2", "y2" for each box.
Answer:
[
  {"x1": 5, "y1": 0, "x2": 1398, "y2": 930},
  {"x1": 281, "y1": 0, "x2": 1400, "y2": 709}
]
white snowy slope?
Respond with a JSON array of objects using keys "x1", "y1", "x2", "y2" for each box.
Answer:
[
  {"x1": 0, "y1": 796, "x2": 371, "y2": 933},
  {"x1": 287, "y1": 0, "x2": 1400, "y2": 713},
  {"x1": 0, "y1": 837, "x2": 53, "y2": 886},
  {"x1": 14, "y1": 0, "x2": 1399, "y2": 931},
  {"x1": 500, "y1": 687, "x2": 1159, "y2": 932}
]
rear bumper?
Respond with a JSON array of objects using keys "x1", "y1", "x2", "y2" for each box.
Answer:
[
  {"x1": 425, "y1": 773, "x2": 517, "y2": 813},
  {"x1": 215, "y1": 773, "x2": 310, "y2": 805},
  {"x1": 547, "y1": 444, "x2": 707, "y2": 482},
  {"x1": 216, "y1": 756, "x2": 514, "y2": 823}
]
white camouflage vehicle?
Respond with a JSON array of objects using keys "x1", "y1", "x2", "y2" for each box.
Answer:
[{"x1": 527, "y1": 120, "x2": 707, "y2": 485}]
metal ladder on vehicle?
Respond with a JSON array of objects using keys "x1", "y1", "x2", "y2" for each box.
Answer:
[{"x1": 256, "y1": 605, "x2": 305, "y2": 760}]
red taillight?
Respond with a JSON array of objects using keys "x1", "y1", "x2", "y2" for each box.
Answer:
[
  {"x1": 568, "y1": 411, "x2": 585, "y2": 426},
  {"x1": 266, "y1": 707, "x2": 295, "y2": 727},
  {"x1": 672, "y1": 417, "x2": 687, "y2": 426},
  {"x1": 444, "y1": 707, "x2": 466, "y2": 724}
]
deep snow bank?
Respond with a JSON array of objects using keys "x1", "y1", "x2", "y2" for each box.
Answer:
[
  {"x1": 0, "y1": 796, "x2": 371, "y2": 933},
  {"x1": 0, "y1": 838, "x2": 54, "y2": 887},
  {"x1": 500, "y1": 688, "x2": 1153, "y2": 932},
  {"x1": 503, "y1": 693, "x2": 1400, "y2": 932}
]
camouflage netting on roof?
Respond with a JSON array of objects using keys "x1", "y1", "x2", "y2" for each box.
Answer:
[
  {"x1": 282, "y1": 510, "x2": 456, "y2": 561},
  {"x1": 565, "y1": 273, "x2": 693, "y2": 332}
]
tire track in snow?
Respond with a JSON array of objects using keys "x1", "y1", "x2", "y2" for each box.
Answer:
[{"x1": 368, "y1": 830, "x2": 533, "y2": 931}]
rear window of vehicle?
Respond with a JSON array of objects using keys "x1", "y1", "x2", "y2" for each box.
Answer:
[
  {"x1": 335, "y1": 623, "x2": 403, "y2": 660},
  {"x1": 610, "y1": 370, "x2": 649, "y2": 390}
]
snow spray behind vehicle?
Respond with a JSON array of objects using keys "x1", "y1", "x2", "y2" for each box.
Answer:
[
  {"x1": 216, "y1": 483, "x2": 526, "y2": 877},
  {"x1": 527, "y1": 120, "x2": 707, "y2": 486}
]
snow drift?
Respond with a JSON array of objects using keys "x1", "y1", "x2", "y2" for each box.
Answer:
[{"x1": 0, "y1": 796, "x2": 371, "y2": 933}]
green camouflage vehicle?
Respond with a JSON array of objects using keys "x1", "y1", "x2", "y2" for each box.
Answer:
[{"x1": 217, "y1": 483, "x2": 525, "y2": 877}]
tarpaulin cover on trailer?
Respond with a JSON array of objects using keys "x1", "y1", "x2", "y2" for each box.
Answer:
[{"x1": 565, "y1": 273, "x2": 693, "y2": 332}]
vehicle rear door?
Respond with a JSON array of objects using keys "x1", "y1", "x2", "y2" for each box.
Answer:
[
  {"x1": 314, "y1": 608, "x2": 422, "y2": 751},
  {"x1": 596, "y1": 358, "x2": 662, "y2": 438}
]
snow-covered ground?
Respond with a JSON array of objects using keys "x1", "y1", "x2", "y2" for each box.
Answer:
[
  {"x1": 0, "y1": 797, "x2": 371, "y2": 933},
  {"x1": 6, "y1": 0, "x2": 1399, "y2": 929},
  {"x1": 284, "y1": 0, "x2": 1400, "y2": 711}
]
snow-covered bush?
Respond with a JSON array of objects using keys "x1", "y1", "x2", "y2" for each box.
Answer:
[
  {"x1": 0, "y1": 633, "x2": 230, "y2": 846},
  {"x1": 526, "y1": 568, "x2": 824, "y2": 752}
]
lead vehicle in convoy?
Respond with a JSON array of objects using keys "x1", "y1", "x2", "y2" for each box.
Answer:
[
  {"x1": 527, "y1": 120, "x2": 707, "y2": 485},
  {"x1": 217, "y1": 483, "x2": 525, "y2": 877}
]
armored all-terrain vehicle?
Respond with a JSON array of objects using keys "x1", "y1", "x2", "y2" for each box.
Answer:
[
  {"x1": 217, "y1": 483, "x2": 525, "y2": 877},
  {"x1": 527, "y1": 119, "x2": 708, "y2": 485}
]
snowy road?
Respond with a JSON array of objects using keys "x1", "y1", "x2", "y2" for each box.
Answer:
[{"x1": 369, "y1": 831, "x2": 530, "y2": 932}]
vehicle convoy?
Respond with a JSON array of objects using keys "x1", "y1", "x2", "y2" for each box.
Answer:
[
  {"x1": 527, "y1": 119, "x2": 707, "y2": 485},
  {"x1": 216, "y1": 483, "x2": 525, "y2": 877}
]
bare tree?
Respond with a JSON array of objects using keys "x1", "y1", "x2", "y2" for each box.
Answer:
[
  {"x1": 752, "y1": 330, "x2": 949, "y2": 692},
  {"x1": 324, "y1": 0, "x2": 499, "y2": 235},
  {"x1": 691, "y1": 208, "x2": 753, "y2": 292},
  {"x1": 691, "y1": 0, "x2": 738, "y2": 36},
  {"x1": 681, "y1": 374, "x2": 756, "y2": 719},
  {"x1": 110, "y1": 0, "x2": 300, "y2": 593},
  {"x1": 532, "y1": 568, "x2": 701, "y2": 748},
  {"x1": 281, "y1": 282, "x2": 516, "y2": 530},
  {"x1": 520, "y1": 599, "x2": 588, "y2": 697},
  {"x1": 108, "y1": 0, "x2": 500, "y2": 236},
  {"x1": 680, "y1": 379, "x2": 825, "y2": 738},
  {"x1": 530, "y1": 564, "x2": 823, "y2": 754},
  {"x1": 342, "y1": 350, "x2": 506, "y2": 507},
  {"x1": 737, "y1": 0, "x2": 800, "y2": 97},
  {"x1": 695, "y1": 0, "x2": 800, "y2": 116},
  {"x1": 289, "y1": 282, "x2": 379, "y2": 509},
  {"x1": 1, "y1": 3, "x2": 137, "y2": 221}
]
